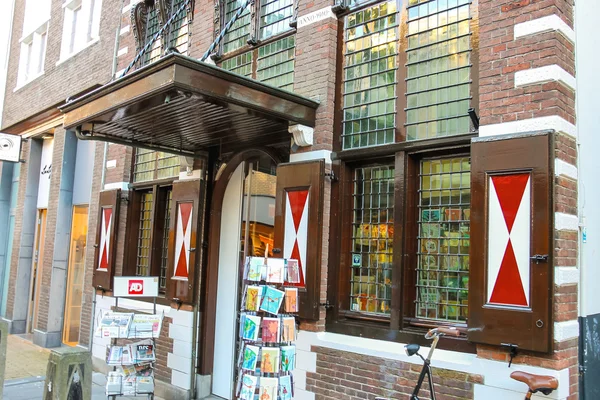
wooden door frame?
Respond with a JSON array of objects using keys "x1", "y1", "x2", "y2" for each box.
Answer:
[
  {"x1": 27, "y1": 208, "x2": 47, "y2": 333},
  {"x1": 199, "y1": 147, "x2": 281, "y2": 375}
]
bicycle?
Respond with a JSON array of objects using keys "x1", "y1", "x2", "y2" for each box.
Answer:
[{"x1": 375, "y1": 326, "x2": 558, "y2": 400}]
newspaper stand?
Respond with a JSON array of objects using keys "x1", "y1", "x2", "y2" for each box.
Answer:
[{"x1": 96, "y1": 277, "x2": 163, "y2": 400}]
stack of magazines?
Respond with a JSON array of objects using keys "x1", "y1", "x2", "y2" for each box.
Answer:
[{"x1": 96, "y1": 312, "x2": 163, "y2": 338}]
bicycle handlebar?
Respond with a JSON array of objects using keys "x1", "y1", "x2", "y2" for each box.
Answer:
[{"x1": 426, "y1": 326, "x2": 462, "y2": 339}]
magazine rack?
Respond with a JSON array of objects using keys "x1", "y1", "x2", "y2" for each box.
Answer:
[
  {"x1": 95, "y1": 278, "x2": 163, "y2": 400},
  {"x1": 235, "y1": 254, "x2": 300, "y2": 400}
]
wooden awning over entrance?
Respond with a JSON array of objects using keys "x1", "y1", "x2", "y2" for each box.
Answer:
[{"x1": 60, "y1": 54, "x2": 319, "y2": 156}]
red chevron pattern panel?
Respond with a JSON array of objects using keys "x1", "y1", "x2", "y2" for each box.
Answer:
[
  {"x1": 173, "y1": 202, "x2": 193, "y2": 279},
  {"x1": 98, "y1": 207, "x2": 112, "y2": 271}
]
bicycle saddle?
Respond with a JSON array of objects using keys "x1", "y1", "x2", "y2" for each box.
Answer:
[{"x1": 510, "y1": 371, "x2": 558, "y2": 395}]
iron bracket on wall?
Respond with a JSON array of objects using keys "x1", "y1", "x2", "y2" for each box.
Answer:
[{"x1": 500, "y1": 343, "x2": 519, "y2": 367}]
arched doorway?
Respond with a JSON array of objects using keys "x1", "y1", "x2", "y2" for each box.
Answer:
[{"x1": 203, "y1": 148, "x2": 280, "y2": 399}]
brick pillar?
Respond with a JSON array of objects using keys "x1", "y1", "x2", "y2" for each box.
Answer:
[{"x1": 478, "y1": 0, "x2": 578, "y2": 397}]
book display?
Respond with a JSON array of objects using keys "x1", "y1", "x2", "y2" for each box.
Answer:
[
  {"x1": 95, "y1": 278, "x2": 163, "y2": 399},
  {"x1": 235, "y1": 256, "x2": 300, "y2": 400}
]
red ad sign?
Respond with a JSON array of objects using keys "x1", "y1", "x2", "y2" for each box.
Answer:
[{"x1": 128, "y1": 279, "x2": 144, "y2": 295}]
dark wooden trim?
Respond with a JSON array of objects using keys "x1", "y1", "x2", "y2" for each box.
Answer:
[
  {"x1": 129, "y1": 176, "x2": 177, "y2": 189},
  {"x1": 402, "y1": 153, "x2": 418, "y2": 323},
  {"x1": 391, "y1": 151, "x2": 406, "y2": 329},
  {"x1": 333, "y1": 134, "x2": 476, "y2": 162},
  {"x1": 327, "y1": 319, "x2": 476, "y2": 354},
  {"x1": 199, "y1": 147, "x2": 281, "y2": 375},
  {"x1": 468, "y1": 132, "x2": 553, "y2": 353},
  {"x1": 124, "y1": 189, "x2": 144, "y2": 276},
  {"x1": 92, "y1": 189, "x2": 121, "y2": 291},
  {"x1": 326, "y1": 160, "x2": 344, "y2": 323}
]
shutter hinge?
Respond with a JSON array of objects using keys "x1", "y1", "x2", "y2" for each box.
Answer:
[
  {"x1": 500, "y1": 343, "x2": 519, "y2": 367},
  {"x1": 319, "y1": 300, "x2": 334, "y2": 310},
  {"x1": 579, "y1": 364, "x2": 586, "y2": 376},
  {"x1": 324, "y1": 171, "x2": 338, "y2": 182},
  {"x1": 530, "y1": 254, "x2": 549, "y2": 264}
]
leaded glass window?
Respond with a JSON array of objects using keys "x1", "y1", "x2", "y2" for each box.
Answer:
[
  {"x1": 350, "y1": 165, "x2": 394, "y2": 315},
  {"x1": 257, "y1": 36, "x2": 295, "y2": 90},
  {"x1": 143, "y1": 7, "x2": 162, "y2": 66},
  {"x1": 259, "y1": 0, "x2": 293, "y2": 40},
  {"x1": 406, "y1": 0, "x2": 472, "y2": 140},
  {"x1": 168, "y1": 0, "x2": 190, "y2": 54},
  {"x1": 221, "y1": 51, "x2": 253, "y2": 76},
  {"x1": 223, "y1": 0, "x2": 251, "y2": 53},
  {"x1": 342, "y1": 1, "x2": 399, "y2": 150},
  {"x1": 416, "y1": 157, "x2": 470, "y2": 321},
  {"x1": 136, "y1": 192, "x2": 154, "y2": 277},
  {"x1": 134, "y1": 149, "x2": 180, "y2": 182}
]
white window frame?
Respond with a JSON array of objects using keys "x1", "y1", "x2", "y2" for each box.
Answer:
[
  {"x1": 59, "y1": 0, "x2": 102, "y2": 61},
  {"x1": 16, "y1": 21, "x2": 48, "y2": 88}
]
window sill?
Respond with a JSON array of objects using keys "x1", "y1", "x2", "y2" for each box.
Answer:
[
  {"x1": 56, "y1": 38, "x2": 100, "y2": 67},
  {"x1": 14, "y1": 71, "x2": 46, "y2": 92}
]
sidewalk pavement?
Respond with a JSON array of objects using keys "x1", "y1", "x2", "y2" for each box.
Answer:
[{"x1": 3, "y1": 335, "x2": 164, "y2": 399}]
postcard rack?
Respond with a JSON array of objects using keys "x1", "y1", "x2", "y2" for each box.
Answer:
[
  {"x1": 234, "y1": 254, "x2": 301, "y2": 400},
  {"x1": 98, "y1": 294, "x2": 164, "y2": 399}
]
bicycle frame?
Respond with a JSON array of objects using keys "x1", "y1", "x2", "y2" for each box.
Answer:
[{"x1": 409, "y1": 332, "x2": 441, "y2": 400}]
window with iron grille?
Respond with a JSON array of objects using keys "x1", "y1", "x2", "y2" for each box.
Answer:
[
  {"x1": 416, "y1": 157, "x2": 470, "y2": 322},
  {"x1": 159, "y1": 190, "x2": 173, "y2": 290},
  {"x1": 340, "y1": 0, "x2": 475, "y2": 150},
  {"x1": 136, "y1": 192, "x2": 154, "y2": 277},
  {"x1": 133, "y1": 149, "x2": 180, "y2": 183},
  {"x1": 350, "y1": 165, "x2": 394, "y2": 315}
]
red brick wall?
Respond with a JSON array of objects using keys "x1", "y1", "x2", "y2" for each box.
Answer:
[
  {"x1": 2, "y1": 0, "x2": 122, "y2": 128},
  {"x1": 307, "y1": 346, "x2": 483, "y2": 400}
]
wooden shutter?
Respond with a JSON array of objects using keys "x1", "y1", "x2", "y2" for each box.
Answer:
[
  {"x1": 274, "y1": 160, "x2": 325, "y2": 320},
  {"x1": 93, "y1": 189, "x2": 121, "y2": 291},
  {"x1": 468, "y1": 133, "x2": 553, "y2": 353},
  {"x1": 166, "y1": 179, "x2": 205, "y2": 304}
]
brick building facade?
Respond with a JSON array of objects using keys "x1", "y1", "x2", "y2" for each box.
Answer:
[{"x1": 1, "y1": 0, "x2": 597, "y2": 398}]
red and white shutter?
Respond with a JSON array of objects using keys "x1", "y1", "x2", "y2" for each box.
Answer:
[
  {"x1": 469, "y1": 133, "x2": 553, "y2": 353},
  {"x1": 93, "y1": 189, "x2": 121, "y2": 290},
  {"x1": 274, "y1": 160, "x2": 325, "y2": 320},
  {"x1": 173, "y1": 202, "x2": 193, "y2": 279}
]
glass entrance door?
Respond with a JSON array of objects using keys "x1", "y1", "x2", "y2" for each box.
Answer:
[
  {"x1": 212, "y1": 156, "x2": 277, "y2": 399},
  {"x1": 63, "y1": 205, "x2": 89, "y2": 345},
  {"x1": 27, "y1": 208, "x2": 47, "y2": 333}
]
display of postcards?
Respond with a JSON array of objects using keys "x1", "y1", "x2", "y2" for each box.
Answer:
[
  {"x1": 261, "y1": 317, "x2": 281, "y2": 343},
  {"x1": 443, "y1": 255, "x2": 461, "y2": 271},
  {"x1": 260, "y1": 347, "x2": 280, "y2": 374},
  {"x1": 133, "y1": 340, "x2": 155, "y2": 363},
  {"x1": 128, "y1": 314, "x2": 163, "y2": 338},
  {"x1": 242, "y1": 345, "x2": 259, "y2": 371},
  {"x1": 241, "y1": 314, "x2": 261, "y2": 341},
  {"x1": 100, "y1": 312, "x2": 133, "y2": 338},
  {"x1": 444, "y1": 208, "x2": 462, "y2": 221},
  {"x1": 442, "y1": 273, "x2": 460, "y2": 288},
  {"x1": 259, "y1": 377, "x2": 279, "y2": 400},
  {"x1": 132, "y1": 363, "x2": 154, "y2": 377},
  {"x1": 259, "y1": 286, "x2": 285, "y2": 315},
  {"x1": 107, "y1": 346, "x2": 132, "y2": 365},
  {"x1": 245, "y1": 256, "x2": 265, "y2": 281},
  {"x1": 421, "y1": 223, "x2": 441, "y2": 238},
  {"x1": 279, "y1": 375, "x2": 293, "y2": 400},
  {"x1": 421, "y1": 239, "x2": 438, "y2": 254},
  {"x1": 421, "y1": 209, "x2": 440, "y2": 222},
  {"x1": 284, "y1": 288, "x2": 298, "y2": 313},
  {"x1": 420, "y1": 254, "x2": 438, "y2": 269},
  {"x1": 266, "y1": 258, "x2": 285, "y2": 283},
  {"x1": 280, "y1": 345, "x2": 296, "y2": 372},
  {"x1": 281, "y1": 317, "x2": 296, "y2": 342},
  {"x1": 120, "y1": 365, "x2": 137, "y2": 378},
  {"x1": 245, "y1": 285, "x2": 263, "y2": 312},
  {"x1": 239, "y1": 374, "x2": 259, "y2": 400},
  {"x1": 285, "y1": 259, "x2": 301, "y2": 284}
]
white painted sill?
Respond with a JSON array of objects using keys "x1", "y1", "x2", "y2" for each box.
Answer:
[
  {"x1": 55, "y1": 38, "x2": 100, "y2": 67},
  {"x1": 13, "y1": 71, "x2": 46, "y2": 92}
]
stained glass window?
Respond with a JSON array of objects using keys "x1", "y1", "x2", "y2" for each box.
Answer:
[
  {"x1": 416, "y1": 157, "x2": 470, "y2": 321},
  {"x1": 406, "y1": 0, "x2": 472, "y2": 140},
  {"x1": 342, "y1": 1, "x2": 398, "y2": 150},
  {"x1": 350, "y1": 165, "x2": 394, "y2": 315}
]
